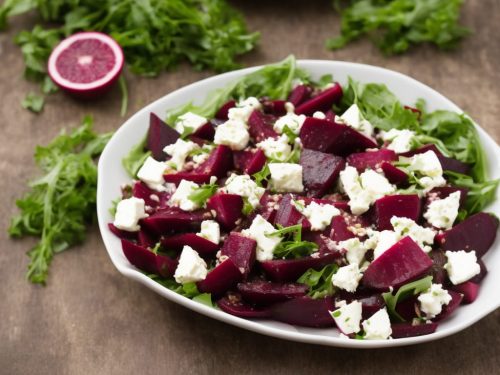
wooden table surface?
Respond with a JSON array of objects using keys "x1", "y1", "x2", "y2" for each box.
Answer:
[{"x1": 1, "y1": 1, "x2": 499, "y2": 374}]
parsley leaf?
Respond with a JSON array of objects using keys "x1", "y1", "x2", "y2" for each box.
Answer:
[
  {"x1": 21, "y1": 92, "x2": 44, "y2": 113},
  {"x1": 8, "y1": 116, "x2": 112, "y2": 284},
  {"x1": 188, "y1": 182, "x2": 218, "y2": 207},
  {"x1": 297, "y1": 264, "x2": 339, "y2": 299}
]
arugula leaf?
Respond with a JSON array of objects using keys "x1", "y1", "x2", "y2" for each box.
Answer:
[
  {"x1": 21, "y1": 92, "x2": 44, "y2": 113},
  {"x1": 188, "y1": 182, "x2": 218, "y2": 207},
  {"x1": 252, "y1": 163, "x2": 271, "y2": 187},
  {"x1": 122, "y1": 136, "x2": 151, "y2": 178},
  {"x1": 241, "y1": 197, "x2": 254, "y2": 216},
  {"x1": 382, "y1": 275, "x2": 433, "y2": 322},
  {"x1": 8, "y1": 116, "x2": 112, "y2": 284},
  {"x1": 273, "y1": 241, "x2": 318, "y2": 260},
  {"x1": 328, "y1": 0, "x2": 470, "y2": 55},
  {"x1": 192, "y1": 293, "x2": 216, "y2": 307},
  {"x1": 297, "y1": 264, "x2": 339, "y2": 299},
  {"x1": 148, "y1": 275, "x2": 215, "y2": 306}
]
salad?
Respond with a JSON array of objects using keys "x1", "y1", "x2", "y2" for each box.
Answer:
[{"x1": 108, "y1": 57, "x2": 498, "y2": 340}]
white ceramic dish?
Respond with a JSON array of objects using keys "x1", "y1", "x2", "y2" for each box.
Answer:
[{"x1": 97, "y1": 60, "x2": 500, "y2": 348}]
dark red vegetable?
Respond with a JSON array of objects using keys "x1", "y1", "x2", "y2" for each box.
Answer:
[
  {"x1": 451, "y1": 282, "x2": 480, "y2": 304},
  {"x1": 295, "y1": 83, "x2": 343, "y2": 116},
  {"x1": 270, "y1": 296, "x2": 336, "y2": 327},
  {"x1": 197, "y1": 258, "x2": 243, "y2": 295},
  {"x1": 121, "y1": 239, "x2": 177, "y2": 278},
  {"x1": 426, "y1": 186, "x2": 468, "y2": 208},
  {"x1": 391, "y1": 323, "x2": 438, "y2": 338},
  {"x1": 194, "y1": 145, "x2": 233, "y2": 178},
  {"x1": 237, "y1": 280, "x2": 309, "y2": 304},
  {"x1": 401, "y1": 144, "x2": 470, "y2": 175},
  {"x1": 108, "y1": 223, "x2": 137, "y2": 241},
  {"x1": 434, "y1": 290, "x2": 463, "y2": 321},
  {"x1": 247, "y1": 110, "x2": 279, "y2": 143},
  {"x1": 374, "y1": 194, "x2": 421, "y2": 231},
  {"x1": 217, "y1": 293, "x2": 271, "y2": 318},
  {"x1": 220, "y1": 233, "x2": 257, "y2": 278},
  {"x1": 300, "y1": 148, "x2": 345, "y2": 197},
  {"x1": 381, "y1": 162, "x2": 408, "y2": 185},
  {"x1": 147, "y1": 113, "x2": 180, "y2": 161},
  {"x1": 161, "y1": 233, "x2": 219, "y2": 255},
  {"x1": 163, "y1": 172, "x2": 211, "y2": 185},
  {"x1": 207, "y1": 193, "x2": 244, "y2": 230},
  {"x1": 137, "y1": 228, "x2": 156, "y2": 249},
  {"x1": 261, "y1": 99, "x2": 287, "y2": 116},
  {"x1": 346, "y1": 149, "x2": 397, "y2": 172},
  {"x1": 287, "y1": 84, "x2": 313, "y2": 107},
  {"x1": 215, "y1": 100, "x2": 236, "y2": 120},
  {"x1": 142, "y1": 207, "x2": 210, "y2": 234},
  {"x1": 273, "y1": 194, "x2": 311, "y2": 229},
  {"x1": 132, "y1": 181, "x2": 165, "y2": 208},
  {"x1": 233, "y1": 149, "x2": 267, "y2": 175},
  {"x1": 191, "y1": 122, "x2": 215, "y2": 141}
]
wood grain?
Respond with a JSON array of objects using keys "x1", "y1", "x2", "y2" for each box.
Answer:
[{"x1": 1, "y1": 1, "x2": 499, "y2": 374}]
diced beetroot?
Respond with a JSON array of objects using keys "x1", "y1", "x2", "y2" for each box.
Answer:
[
  {"x1": 436, "y1": 213, "x2": 499, "y2": 258},
  {"x1": 237, "y1": 280, "x2": 309, "y2": 305},
  {"x1": 220, "y1": 233, "x2": 257, "y2": 278},
  {"x1": 273, "y1": 194, "x2": 311, "y2": 230},
  {"x1": 363, "y1": 236, "x2": 433, "y2": 290},
  {"x1": 108, "y1": 223, "x2": 137, "y2": 241},
  {"x1": 256, "y1": 193, "x2": 281, "y2": 223},
  {"x1": 381, "y1": 162, "x2": 408, "y2": 185},
  {"x1": 287, "y1": 84, "x2": 313, "y2": 107},
  {"x1": 374, "y1": 194, "x2": 422, "y2": 231},
  {"x1": 262, "y1": 99, "x2": 287, "y2": 116},
  {"x1": 194, "y1": 145, "x2": 233, "y2": 178},
  {"x1": 270, "y1": 296, "x2": 336, "y2": 327},
  {"x1": 426, "y1": 186, "x2": 468, "y2": 208},
  {"x1": 401, "y1": 144, "x2": 470, "y2": 174},
  {"x1": 470, "y1": 259, "x2": 488, "y2": 284},
  {"x1": 395, "y1": 296, "x2": 419, "y2": 321},
  {"x1": 295, "y1": 83, "x2": 343, "y2": 116},
  {"x1": 217, "y1": 292, "x2": 271, "y2": 318},
  {"x1": 300, "y1": 148, "x2": 345, "y2": 197},
  {"x1": 325, "y1": 110, "x2": 336, "y2": 122},
  {"x1": 359, "y1": 295, "x2": 386, "y2": 319},
  {"x1": 215, "y1": 100, "x2": 236, "y2": 120},
  {"x1": 161, "y1": 233, "x2": 219, "y2": 255},
  {"x1": 301, "y1": 231, "x2": 340, "y2": 254},
  {"x1": 207, "y1": 193, "x2": 244, "y2": 230},
  {"x1": 197, "y1": 258, "x2": 243, "y2": 295},
  {"x1": 187, "y1": 135, "x2": 208, "y2": 146},
  {"x1": 163, "y1": 172, "x2": 211, "y2": 185},
  {"x1": 429, "y1": 250, "x2": 447, "y2": 285},
  {"x1": 233, "y1": 150, "x2": 253, "y2": 172},
  {"x1": 391, "y1": 323, "x2": 438, "y2": 339},
  {"x1": 191, "y1": 122, "x2": 215, "y2": 141},
  {"x1": 248, "y1": 110, "x2": 279, "y2": 143},
  {"x1": 133, "y1": 181, "x2": 164, "y2": 208},
  {"x1": 451, "y1": 281, "x2": 480, "y2": 304},
  {"x1": 329, "y1": 216, "x2": 356, "y2": 242},
  {"x1": 142, "y1": 207, "x2": 210, "y2": 234},
  {"x1": 233, "y1": 149, "x2": 267, "y2": 175},
  {"x1": 121, "y1": 239, "x2": 177, "y2": 278},
  {"x1": 346, "y1": 149, "x2": 397, "y2": 172},
  {"x1": 341, "y1": 126, "x2": 379, "y2": 155},
  {"x1": 137, "y1": 228, "x2": 156, "y2": 249},
  {"x1": 434, "y1": 290, "x2": 463, "y2": 321},
  {"x1": 147, "y1": 113, "x2": 180, "y2": 161},
  {"x1": 260, "y1": 251, "x2": 338, "y2": 282}
]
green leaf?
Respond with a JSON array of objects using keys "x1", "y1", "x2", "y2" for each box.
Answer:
[
  {"x1": 192, "y1": 293, "x2": 215, "y2": 307},
  {"x1": 382, "y1": 275, "x2": 433, "y2": 322},
  {"x1": 252, "y1": 163, "x2": 270, "y2": 187},
  {"x1": 122, "y1": 137, "x2": 151, "y2": 178},
  {"x1": 21, "y1": 92, "x2": 44, "y2": 113},
  {"x1": 241, "y1": 197, "x2": 254, "y2": 216},
  {"x1": 297, "y1": 264, "x2": 339, "y2": 299},
  {"x1": 273, "y1": 240, "x2": 318, "y2": 260},
  {"x1": 118, "y1": 75, "x2": 128, "y2": 117},
  {"x1": 188, "y1": 182, "x2": 218, "y2": 207}
]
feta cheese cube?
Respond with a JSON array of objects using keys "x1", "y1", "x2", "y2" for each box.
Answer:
[
  {"x1": 169, "y1": 179, "x2": 200, "y2": 211},
  {"x1": 338, "y1": 238, "x2": 368, "y2": 265},
  {"x1": 312, "y1": 111, "x2": 326, "y2": 119},
  {"x1": 332, "y1": 264, "x2": 363, "y2": 292},
  {"x1": 330, "y1": 300, "x2": 363, "y2": 335},
  {"x1": 257, "y1": 135, "x2": 292, "y2": 161},
  {"x1": 391, "y1": 216, "x2": 436, "y2": 252},
  {"x1": 197, "y1": 220, "x2": 220, "y2": 244},
  {"x1": 300, "y1": 201, "x2": 340, "y2": 231},
  {"x1": 174, "y1": 245, "x2": 208, "y2": 284},
  {"x1": 360, "y1": 169, "x2": 395, "y2": 200},
  {"x1": 213, "y1": 119, "x2": 250, "y2": 150},
  {"x1": 228, "y1": 97, "x2": 262, "y2": 122},
  {"x1": 444, "y1": 250, "x2": 481, "y2": 285},
  {"x1": 225, "y1": 173, "x2": 265, "y2": 208},
  {"x1": 338, "y1": 104, "x2": 374, "y2": 138},
  {"x1": 407, "y1": 150, "x2": 446, "y2": 192},
  {"x1": 381, "y1": 129, "x2": 415, "y2": 153},
  {"x1": 273, "y1": 113, "x2": 306, "y2": 134},
  {"x1": 137, "y1": 156, "x2": 168, "y2": 191},
  {"x1": 417, "y1": 283, "x2": 452, "y2": 318},
  {"x1": 174, "y1": 112, "x2": 207, "y2": 135},
  {"x1": 113, "y1": 197, "x2": 148, "y2": 232},
  {"x1": 163, "y1": 138, "x2": 199, "y2": 171},
  {"x1": 268, "y1": 163, "x2": 303, "y2": 193},
  {"x1": 362, "y1": 308, "x2": 392, "y2": 340},
  {"x1": 365, "y1": 229, "x2": 400, "y2": 259},
  {"x1": 424, "y1": 191, "x2": 461, "y2": 229},
  {"x1": 242, "y1": 215, "x2": 282, "y2": 261}
]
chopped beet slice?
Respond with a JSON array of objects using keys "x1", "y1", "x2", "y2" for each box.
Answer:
[
  {"x1": 261, "y1": 99, "x2": 287, "y2": 116},
  {"x1": 220, "y1": 233, "x2": 257, "y2": 278},
  {"x1": 363, "y1": 236, "x2": 433, "y2": 290},
  {"x1": 138, "y1": 228, "x2": 156, "y2": 249},
  {"x1": 133, "y1": 181, "x2": 165, "y2": 208},
  {"x1": 428, "y1": 250, "x2": 447, "y2": 285},
  {"x1": 260, "y1": 251, "x2": 338, "y2": 282},
  {"x1": 142, "y1": 207, "x2": 210, "y2": 234},
  {"x1": 436, "y1": 213, "x2": 498, "y2": 258},
  {"x1": 451, "y1": 281, "x2": 480, "y2": 304},
  {"x1": 256, "y1": 193, "x2": 281, "y2": 223},
  {"x1": 187, "y1": 135, "x2": 208, "y2": 146},
  {"x1": 147, "y1": 113, "x2": 180, "y2": 161},
  {"x1": 237, "y1": 280, "x2": 309, "y2": 305},
  {"x1": 395, "y1": 296, "x2": 419, "y2": 321},
  {"x1": 161, "y1": 233, "x2": 219, "y2": 255},
  {"x1": 374, "y1": 194, "x2": 421, "y2": 231},
  {"x1": 191, "y1": 122, "x2": 215, "y2": 141},
  {"x1": 215, "y1": 100, "x2": 236, "y2": 120},
  {"x1": 287, "y1": 84, "x2": 313, "y2": 107},
  {"x1": 163, "y1": 172, "x2": 211, "y2": 185},
  {"x1": 346, "y1": 149, "x2": 397, "y2": 172},
  {"x1": 108, "y1": 223, "x2": 137, "y2": 241},
  {"x1": 426, "y1": 186, "x2": 468, "y2": 208},
  {"x1": 270, "y1": 296, "x2": 336, "y2": 327},
  {"x1": 434, "y1": 290, "x2": 463, "y2": 321},
  {"x1": 233, "y1": 149, "x2": 266, "y2": 175},
  {"x1": 121, "y1": 239, "x2": 177, "y2": 278},
  {"x1": 401, "y1": 144, "x2": 470, "y2": 174},
  {"x1": 470, "y1": 259, "x2": 488, "y2": 284},
  {"x1": 233, "y1": 150, "x2": 253, "y2": 172},
  {"x1": 197, "y1": 258, "x2": 243, "y2": 295},
  {"x1": 295, "y1": 83, "x2": 343, "y2": 116},
  {"x1": 217, "y1": 293, "x2": 271, "y2": 318},
  {"x1": 248, "y1": 110, "x2": 279, "y2": 143},
  {"x1": 325, "y1": 110, "x2": 336, "y2": 122},
  {"x1": 300, "y1": 148, "x2": 345, "y2": 197},
  {"x1": 207, "y1": 193, "x2": 244, "y2": 230},
  {"x1": 391, "y1": 323, "x2": 438, "y2": 339},
  {"x1": 359, "y1": 295, "x2": 386, "y2": 319},
  {"x1": 194, "y1": 145, "x2": 233, "y2": 178},
  {"x1": 381, "y1": 162, "x2": 409, "y2": 185},
  {"x1": 273, "y1": 194, "x2": 311, "y2": 229},
  {"x1": 329, "y1": 216, "x2": 356, "y2": 242}
]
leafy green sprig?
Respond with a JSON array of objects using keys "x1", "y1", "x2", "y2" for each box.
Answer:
[{"x1": 297, "y1": 264, "x2": 339, "y2": 299}]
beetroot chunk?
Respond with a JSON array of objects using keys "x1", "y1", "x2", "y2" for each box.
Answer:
[
  {"x1": 138, "y1": 228, "x2": 157, "y2": 249},
  {"x1": 220, "y1": 233, "x2": 257, "y2": 278},
  {"x1": 329, "y1": 216, "x2": 356, "y2": 242},
  {"x1": 451, "y1": 281, "x2": 480, "y2": 304},
  {"x1": 191, "y1": 122, "x2": 215, "y2": 141},
  {"x1": 374, "y1": 194, "x2": 421, "y2": 231},
  {"x1": 194, "y1": 145, "x2": 233, "y2": 178},
  {"x1": 274, "y1": 194, "x2": 311, "y2": 229},
  {"x1": 248, "y1": 110, "x2": 279, "y2": 143},
  {"x1": 261, "y1": 99, "x2": 287, "y2": 116},
  {"x1": 300, "y1": 148, "x2": 345, "y2": 197},
  {"x1": 147, "y1": 113, "x2": 180, "y2": 161},
  {"x1": 434, "y1": 290, "x2": 463, "y2": 321},
  {"x1": 287, "y1": 84, "x2": 313, "y2": 107},
  {"x1": 381, "y1": 162, "x2": 408, "y2": 185},
  {"x1": 215, "y1": 100, "x2": 236, "y2": 120},
  {"x1": 217, "y1": 293, "x2": 271, "y2": 318},
  {"x1": 121, "y1": 239, "x2": 177, "y2": 278},
  {"x1": 197, "y1": 258, "x2": 243, "y2": 295},
  {"x1": 426, "y1": 186, "x2": 468, "y2": 208},
  {"x1": 436, "y1": 213, "x2": 498, "y2": 258},
  {"x1": 233, "y1": 149, "x2": 266, "y2": 175},
  {"x1": 391, "y1": 323, "x2": 438, "y2": 339},
  {"x1": 363, "y1": 237, "x2": 433, "y2": 290},
  {"x1": 295, "y1": 83, "x2": 343, "y2": 116},
  {"x1": 270, "y1": 296, "x2": 336, "y2": 327},
  {"x1": 108, "y1": 223, "x2": 137, "y2": 241},
  {"x1": 346, "y1": 149, "x2": 397, "y2": 172},
  {"x1": 133, "y1": 181, "x2": 165, "y2": 208},
  {"x1": 163, "y1": 172, "x2": 211, "y2": 185},
  {"x1": 161, "y1": 233, "x2": 219, "y2": 255},
  {"x1": 237, "y1": 280, "x2": 309, "y2": 305},
  {"x1": 261, "y1": 252, "x2": 338, "y2": 282},
  {"x1": 142, "y1": 208, "x2": 210, "y2": 234},
  {"x1": 207, "y1": 193, "x2": 244, "y2": 230}
]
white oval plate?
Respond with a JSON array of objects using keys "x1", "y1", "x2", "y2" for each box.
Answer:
[{"x1": 97, "y1": 60, "x2": 500, "y2": 348}]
